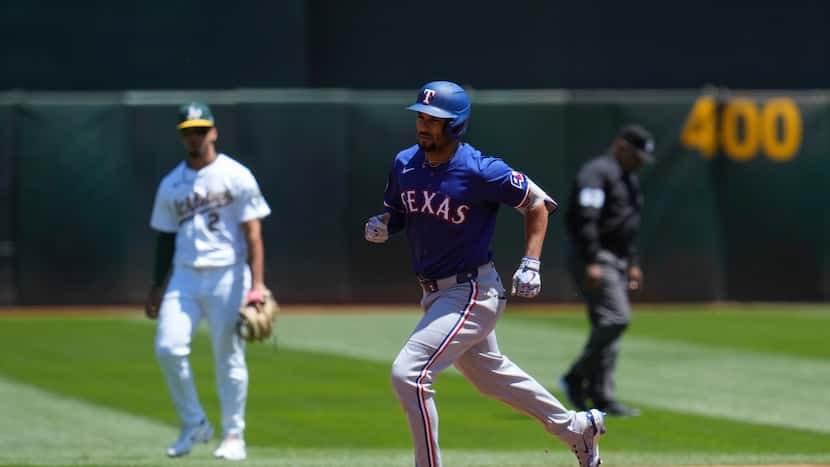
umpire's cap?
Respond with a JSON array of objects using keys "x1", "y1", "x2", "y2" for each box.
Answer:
[
  {"x1": 407, "y1": 81, "x2": 471, "y2": 139},
  {"x1": 177, "y1": 102, "x2": 215, "y2": 130},
  {"x1": 618, "y1": 124, "x2": 655, "y2": 163}
]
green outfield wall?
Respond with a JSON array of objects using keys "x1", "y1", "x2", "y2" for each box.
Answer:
[{"x1": 0, "y1": 89, "x2": 827, "y2": 304}]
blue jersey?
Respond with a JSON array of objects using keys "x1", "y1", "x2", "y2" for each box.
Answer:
[{"x1": 383, "y1": 143, "x2": 531, "y2": 279}]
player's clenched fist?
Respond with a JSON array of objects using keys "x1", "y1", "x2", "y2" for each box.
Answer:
[
  {"x1": 365, "y1": 213, "x2": 390, "y2": 243},
  {"x1": 511, "y1": 256, "x2": 542, "y2": 298}
]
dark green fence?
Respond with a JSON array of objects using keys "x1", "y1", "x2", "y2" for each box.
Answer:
[{"x1": 0, "y1": 89, "x2": 827, "y2": 304}]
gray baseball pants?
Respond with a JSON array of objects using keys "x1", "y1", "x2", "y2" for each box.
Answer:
[{"x1": 391, "y1": 262, "x2": 582, "y2": 467}]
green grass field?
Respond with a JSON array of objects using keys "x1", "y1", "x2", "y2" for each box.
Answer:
[{"x1": 0, "y1": 304, "x2": 828, "y2": 467}]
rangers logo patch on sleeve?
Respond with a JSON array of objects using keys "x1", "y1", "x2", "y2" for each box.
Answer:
[{"x1": 510, "y1": 171, "x2": 526, "y2": 189}]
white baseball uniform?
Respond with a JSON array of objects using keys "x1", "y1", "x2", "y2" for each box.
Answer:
[{"x1": 150, "y1": 153, "x2": 271, "y2": 438}]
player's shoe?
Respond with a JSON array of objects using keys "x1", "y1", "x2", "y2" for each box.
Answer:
[
  {"x1": 166, "y1": 419, "x2": 214, "y2": 457},
  {"x1": 570, "y1": 409, "x2": 605, "y2": 467},
  {"x1": 213, "y1": 433, "x2": 247, "y2": 461}
]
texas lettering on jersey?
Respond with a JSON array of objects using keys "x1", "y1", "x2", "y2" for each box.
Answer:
[
  {"x1": 399, "y1": 190, "x2": 470, "y2": 224},
  {"x1": 382, "y1": 143, "x2": 532, "y2": 279}
]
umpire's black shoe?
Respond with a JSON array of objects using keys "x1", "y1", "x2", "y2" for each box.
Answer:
[
  {"x1": 597, "y1": 401, "x2": 640, "y2": 417},
  {"x1": 559, "y1": 373, "x2": 587, "y2": 411}
]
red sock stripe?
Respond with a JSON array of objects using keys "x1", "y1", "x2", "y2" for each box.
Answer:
[{"x1": 415, "y1": 280, "x2": 479, "y2": 467}]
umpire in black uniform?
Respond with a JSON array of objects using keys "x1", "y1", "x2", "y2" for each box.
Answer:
[{"x1": 560, "y1": 124, "x2": 655, "y2": 417}]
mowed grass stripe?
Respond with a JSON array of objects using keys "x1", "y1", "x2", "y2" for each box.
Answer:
[
  {"x1": 0, "y1": 374, "x2": 579, "y2": 467},
  {"x1": 0, "y1": 345, "x2": 581, "y2": 467},
  {"x1": 274, "y1": 311, "x2": 830, "y2": 434},
  {"x1": 613, "y1": 332, "x2": 830, "y2": 434},
  {"x1": 1, "y1": 311, "x2": 829, "y2": 465},
  {"x1": 0, "y1": 373, "x2": 566, "y2": 466},
  {"x1": 0, "y1": 375, "x2": 177, "y2": 465},
  {"x1": 507, "y1": 305, "x2": 830, "y2": 359}
]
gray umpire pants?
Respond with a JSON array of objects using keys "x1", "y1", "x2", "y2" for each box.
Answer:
[{"x1": 566, "y1": 249, "x2": 631, "y2": 407}]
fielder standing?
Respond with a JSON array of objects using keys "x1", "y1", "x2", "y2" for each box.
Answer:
[
  {"x1": 560, "y1": 124, "x2": 654, "y2": 417},
  {"x1": 145, "y1": 102, "x2": 271, "y2": 460},
  {"x1": 365, "y1": 81, "x2": 605, "y2": 467}
]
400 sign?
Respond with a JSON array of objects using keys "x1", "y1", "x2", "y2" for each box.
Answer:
[{"x1": 681, "y1": 96, "x2": 802, "y2": 162}]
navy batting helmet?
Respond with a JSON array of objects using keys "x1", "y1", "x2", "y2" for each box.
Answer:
[{"x1": 406, "y1": 81, "x2": 471, "y2": 139}]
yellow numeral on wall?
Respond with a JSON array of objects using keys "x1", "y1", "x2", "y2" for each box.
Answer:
[
  {"x1": 680, "y1": 96, "x2": 718, "y2": 159},
  {"x1": 721, "y1": 98, "x2": 760, "y2": 162},
  {"x1": 761, "y1": 98, "x2": 802, "y2": 163}
]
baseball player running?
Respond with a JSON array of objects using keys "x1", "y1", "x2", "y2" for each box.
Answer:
[
  {"x1": 364, "y1": 81, "x2": 606, "y2": 467},
  {"x1": 144, "y1": 103, "x2": 271, "y2": 461}
]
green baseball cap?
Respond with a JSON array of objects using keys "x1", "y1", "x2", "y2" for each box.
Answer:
[{"x1": 177, "y1": 102, "x2": 214, "y2": 130}]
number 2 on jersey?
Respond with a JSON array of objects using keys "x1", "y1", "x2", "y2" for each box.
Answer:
[{"x1": 207, "y1": 211, "x2": 220, "y2": 231}]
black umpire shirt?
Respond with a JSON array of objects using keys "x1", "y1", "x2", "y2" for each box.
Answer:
[{"x1": 566, "y1": 154, "x2": 643, "y2": 266}]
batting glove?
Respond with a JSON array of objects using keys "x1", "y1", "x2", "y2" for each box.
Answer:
[
  {"x1": 512, "y1": 256, "x2": 542, "y2": 298},
  {"x1": 365, "y1": 215, "x2": 389, "y2": 243}
]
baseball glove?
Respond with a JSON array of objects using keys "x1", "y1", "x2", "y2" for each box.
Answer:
[{"x1": 237, "y1": 289, "x2": 279, "y2": 342}]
